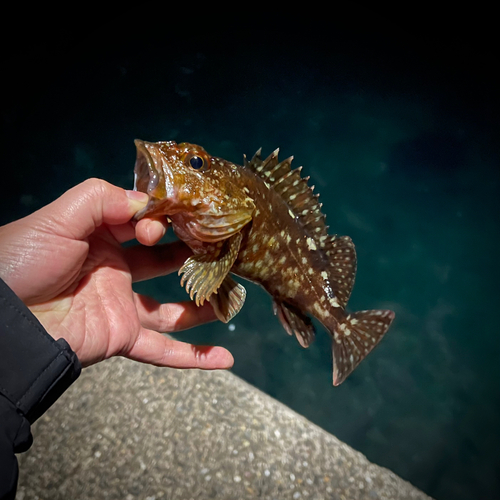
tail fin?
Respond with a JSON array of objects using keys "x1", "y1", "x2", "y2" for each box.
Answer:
[{"x1": 331, "y1": 309, "x2": 395, "y2": 386}]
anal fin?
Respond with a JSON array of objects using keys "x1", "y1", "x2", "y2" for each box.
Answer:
[
  {"x1": 274, "y1": 301, "x2": 315, "y2": 348},
  {"x1": 209, "y1": 276, "x2": 246, "y2": 323}
]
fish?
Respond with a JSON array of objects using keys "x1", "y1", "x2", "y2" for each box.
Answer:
[{"x1": 133, "y1": 139, "x2": 395, "y2": 385}]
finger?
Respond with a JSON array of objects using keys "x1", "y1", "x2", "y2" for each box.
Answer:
[
  {"x1": 135, "y1": 217, "x2": 168, "y2": 246},
  {"x1": 124, "y1": 329, "x2": 234, "y2": 369},
  {"x1": 124, "y1": 240, "x2": 193, "y2": 282},
  {"x1": 37, "y1": 179, "x2": 149, "y2": 240},
  {"x1": 134, "y1": 293, "x2": 217, "y2": 332}
]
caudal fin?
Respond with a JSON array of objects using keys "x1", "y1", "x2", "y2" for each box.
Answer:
[{"x1": 331, "y1": 309, "x2": 395, "y2": 386}]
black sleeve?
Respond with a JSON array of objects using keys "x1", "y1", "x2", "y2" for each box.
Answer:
[{"x1": 0, "y1": 278, "x2": 81, "y2": 500}]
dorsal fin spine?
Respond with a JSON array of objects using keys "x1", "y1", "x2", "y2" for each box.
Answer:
[
  {"x1": 273, "y1": 169, "x2": 295, "y2": 187},
  {"x1": 244, "y1": 148, "x2": 330, "y2": 242}
]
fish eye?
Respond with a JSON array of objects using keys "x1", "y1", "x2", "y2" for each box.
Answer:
[
  {"x1": 189, "y1": 155, "x2": 204, "y2": 170},
  {"x1": 183, "y1": 151, "x2": 210, "y2": 171}
]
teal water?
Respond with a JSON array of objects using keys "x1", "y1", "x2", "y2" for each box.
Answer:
[{"x1": 3, "y1": 8, "x2": 499, "y2": 500}]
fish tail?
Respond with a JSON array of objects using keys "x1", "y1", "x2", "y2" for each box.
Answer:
[{"x1": 329, "y1": 309, "x2": 395, "y2": 386}]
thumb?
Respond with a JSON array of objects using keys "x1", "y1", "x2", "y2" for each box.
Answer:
[{"x1": 41, "y1": 178, "x2": 149, "y2": 240}]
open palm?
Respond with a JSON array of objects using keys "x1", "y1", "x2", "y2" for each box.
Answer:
[{"x1": 0, "y1": 179, "x2": 233, "y2": 370}]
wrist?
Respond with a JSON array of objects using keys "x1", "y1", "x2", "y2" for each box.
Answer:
[{"x1": 0, "y1": 278, "x2": 81, "y2": 423}]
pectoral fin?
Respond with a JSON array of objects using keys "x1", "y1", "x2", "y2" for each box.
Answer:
[
  {"x1": 274, "y1": 301, "x2": 315, "y2": 348},
  {"x1": 209, "y1": 276, "x2": 247, "y2": 323},
  {"x1": 179, "y1": 232, "x2": 243, "y2": 306}
]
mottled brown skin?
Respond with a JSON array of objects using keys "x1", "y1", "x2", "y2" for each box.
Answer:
[{"x1": 229, "y1": 163, "x2": 344, "y2": 329}]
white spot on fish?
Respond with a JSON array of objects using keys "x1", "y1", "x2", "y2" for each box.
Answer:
[
  {"x1": 321, "y1": 271, "x2": 328, "y2": 279},
  {"x1": 313, "y1": 302, "x2": 327, "y2": 318},
  {"x1": 329, "y1": 297, "x2": 341, "y2": 308},
  {"x1": 306, "y1": 238, "x2": 317, "y2": 251}
]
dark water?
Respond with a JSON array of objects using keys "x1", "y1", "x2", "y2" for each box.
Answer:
[{"x1": 3, "y1": 7, "x2": 499, "y2": 500}]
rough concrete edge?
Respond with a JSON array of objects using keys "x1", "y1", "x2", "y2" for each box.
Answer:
[{"x1": 16, "y1": 357, "x2": 433, "y2": 500}]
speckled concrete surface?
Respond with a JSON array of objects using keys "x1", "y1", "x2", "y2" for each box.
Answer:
[{"x1": 16, "y1": 357, "x2": 432, "y2": 500}]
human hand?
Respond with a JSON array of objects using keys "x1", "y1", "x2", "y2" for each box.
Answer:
[{"x1": 0, "y1": 178, "x2": 234, "y2": 369}]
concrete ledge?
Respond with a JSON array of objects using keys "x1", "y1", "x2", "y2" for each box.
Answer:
[{"x1": 17, "y1": 357, "x2": 431, "y2": 499}]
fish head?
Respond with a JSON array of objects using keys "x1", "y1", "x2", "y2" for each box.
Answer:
[{"x1": 133, "y1": 140, "x2": 255, "y2": 242}]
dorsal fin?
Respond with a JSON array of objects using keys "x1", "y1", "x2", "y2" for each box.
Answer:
[
  {"x1": 244, "y1": 148, "x2": 357, "y2": 304},
  {"x1": 244, "y1": 148, "x2": 329, "y2": 240}
]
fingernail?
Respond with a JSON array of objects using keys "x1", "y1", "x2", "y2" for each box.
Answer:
[{"x1": 126, "y1": 190, "x2": 149, "y2": 211}]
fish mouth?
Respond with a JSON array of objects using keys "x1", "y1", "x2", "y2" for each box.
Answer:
[
  {"x1": 133, "y1": 139, "x2": 167, "y2": 220},
  {"x1": 133, "y1": 139, "x2": 163, "y2": 194}
]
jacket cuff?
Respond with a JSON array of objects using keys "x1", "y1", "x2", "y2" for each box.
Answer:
[{"x1": 0, "y1": 278, "x2": 81, "y2": 424}]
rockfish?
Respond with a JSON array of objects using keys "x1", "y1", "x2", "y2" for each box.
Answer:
[{"x1": 133, "y1": 140, "x2": 395, "y2": 385}]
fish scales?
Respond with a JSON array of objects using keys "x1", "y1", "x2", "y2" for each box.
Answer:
[
  {"x1": 231, "y1": 164, "x2": 332, "y2": 316},
  {"x1": 133, "y1": 140, "x2": 395, "y2": 385}
]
